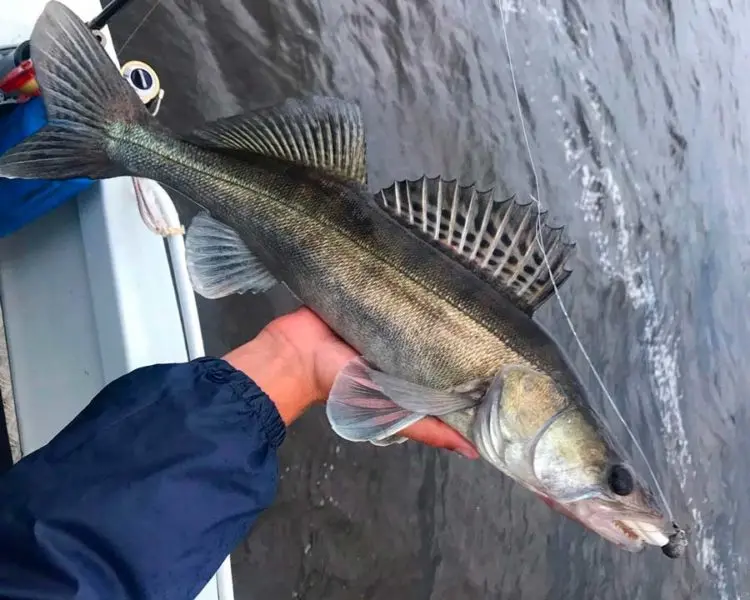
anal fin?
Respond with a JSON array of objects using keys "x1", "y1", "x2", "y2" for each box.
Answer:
[{"x1": 185, "y1": 211, "x2": 277, "y2": 299}]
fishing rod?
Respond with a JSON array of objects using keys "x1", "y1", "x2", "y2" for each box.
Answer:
[
  {"x1": 1, "y1": 0, "x2": 163, "y2": 115},
  {"x1": 88, "y1": 0, "x2": 133, "y2": 30}
]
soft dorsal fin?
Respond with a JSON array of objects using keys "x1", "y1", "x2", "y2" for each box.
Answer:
[
  {"x1": 375, "y1": 177, "x2": 576, "y2": 314},
  {"x1": 186, "y1": 96, "x2": 368, "y2": 185}
]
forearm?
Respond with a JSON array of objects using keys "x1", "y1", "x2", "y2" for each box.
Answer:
[
  {"x1": 223, "y1": 311, "x2": 356, "y2": 426},
  {"x1": 224, "y1": 326, "x2": 318, "y2": 426},
  {"x1": 0, "y1": 357, "x2": 285, "y2": 599}
]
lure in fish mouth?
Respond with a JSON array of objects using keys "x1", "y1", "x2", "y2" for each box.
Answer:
[
  {"x1": 0, "y1": 1, "x2": 687, "y2": 558},
  {"x1": 536, "y1": 493, "x2": 678, "y2": 552}
]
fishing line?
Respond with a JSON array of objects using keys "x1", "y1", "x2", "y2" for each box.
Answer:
[
  {"x1": 120, "y1": 0, "x2": 163, "y2": 52},
  {"x1": 493, "y1": 1, "x2": 674, "y2": 522}
]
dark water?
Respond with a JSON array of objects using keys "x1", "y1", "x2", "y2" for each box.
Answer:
[{"x1": 112, "y1": 1, "x2": 750, "y2": 598}]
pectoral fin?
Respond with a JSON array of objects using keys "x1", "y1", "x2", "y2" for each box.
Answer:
[
  {"x1": 370, "y1": 434, "x2": 409, "y2": 446},
  {"x1": 326, "y1": 357, "x2": 477, "y2": 445}
]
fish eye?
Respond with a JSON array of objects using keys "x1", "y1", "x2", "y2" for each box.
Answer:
[{"x1": 607, "y1": 464, "x2": 634, "y2": 496}]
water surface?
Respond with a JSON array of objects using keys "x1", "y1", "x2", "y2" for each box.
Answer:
[{"x1": 113, "y1": 1, "x2": 750, "y2": 597}]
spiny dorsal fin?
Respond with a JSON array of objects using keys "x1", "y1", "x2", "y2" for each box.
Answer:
[
  {"x1": 186, "y1": 96, "x2": 368, "y2": 185},
  {"x1": 375, "y1": 177, "x2": 576, "y2": 314}
]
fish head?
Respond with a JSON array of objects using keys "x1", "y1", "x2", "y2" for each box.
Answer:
[{"x1": 472, "y1": 365, "x2": 676, "y2": 553}]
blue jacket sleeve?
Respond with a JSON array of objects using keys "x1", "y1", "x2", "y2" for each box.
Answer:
[{"x1": 0, "y1": 356, "x2": 286, "y2": 599}]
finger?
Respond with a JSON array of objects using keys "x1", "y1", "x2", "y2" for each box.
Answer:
[{"x1": 400, "y1": 416, "x2": 480, "y2": 459}]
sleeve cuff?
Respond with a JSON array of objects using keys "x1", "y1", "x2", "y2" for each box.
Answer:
[{"x1": 193, "y1": 356, "x2": 286, "y2": 449}]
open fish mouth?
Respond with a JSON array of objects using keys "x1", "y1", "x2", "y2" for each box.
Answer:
[
  {"x1": 538, "y1": 494, "x2": 671, "y2": 551},
  {"x1": 608, "y1": 517, "x2": 670, "y2": 549},
  {"x1": 571, "y1": 505, "x2": 672, "y2": 551}
]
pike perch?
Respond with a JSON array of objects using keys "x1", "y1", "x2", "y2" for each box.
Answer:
[{"x1": 0, "y1": 1, "x2": 685, "y2": 557}]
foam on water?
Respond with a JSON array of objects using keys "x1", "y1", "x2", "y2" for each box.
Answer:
[
  {"x1": 489, "y1": 1, "x2": 741, "y2": 594},
  {"x1": 551, "y1": 71, "x2": 733, "y2": 600}
]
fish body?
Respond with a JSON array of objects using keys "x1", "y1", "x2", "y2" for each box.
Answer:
[
  {"x1": 0, "y1": 1, "x2": 685, "y2": 557},
  {"x1": 129, "y1": 135, "x2": 563, "y2": 390}
]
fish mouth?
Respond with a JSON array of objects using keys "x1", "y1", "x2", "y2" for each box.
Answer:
[
  {"x1": 539, "y1": 494, "x2": 671, "y2": 551},
  {"x1": 604, "y1": 516, "x2": 670, "y2": 549}
]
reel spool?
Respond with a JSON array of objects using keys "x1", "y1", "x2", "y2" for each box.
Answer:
[{"x1": 120, "y1": 60, "x2": 164, "y2": 116}]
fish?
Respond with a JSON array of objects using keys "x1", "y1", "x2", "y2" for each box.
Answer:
[{"x1": 0, "y1": 1, "x2": 685, "y2": 558}]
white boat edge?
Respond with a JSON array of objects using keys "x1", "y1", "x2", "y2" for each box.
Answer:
[{"x1": 0, "y1": 2, "x2": 234, "y2": 599}]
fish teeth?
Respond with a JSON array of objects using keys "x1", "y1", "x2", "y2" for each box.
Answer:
[{"x1": 619, "y1": 519, "x2": 670, "y2": 546}]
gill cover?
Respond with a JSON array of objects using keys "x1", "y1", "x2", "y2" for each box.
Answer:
[{"x1": 472, "y1": 365, "x2": 610, "y2": 501}]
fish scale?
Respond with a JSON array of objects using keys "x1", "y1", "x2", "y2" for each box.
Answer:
[{"x1": 124, "y1": 125, "x2": 546, "y2": 387}]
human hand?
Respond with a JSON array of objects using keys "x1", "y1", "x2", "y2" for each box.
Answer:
[{"x1": 224, "y1": 307, "x2": 479, "y2": 458}]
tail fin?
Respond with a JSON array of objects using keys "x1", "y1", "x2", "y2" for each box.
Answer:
[{"x1": 0, "y1": 1, "x2": 151, "y2": 180}]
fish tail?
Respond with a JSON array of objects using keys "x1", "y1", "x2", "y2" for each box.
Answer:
[{"x1": 0, "y1": 1, "x2": 152, "y2": 180}]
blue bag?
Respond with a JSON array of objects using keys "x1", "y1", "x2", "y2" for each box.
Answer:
[{"x1": 0, "y1": 97, "x2": 93, "y2": 237}]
